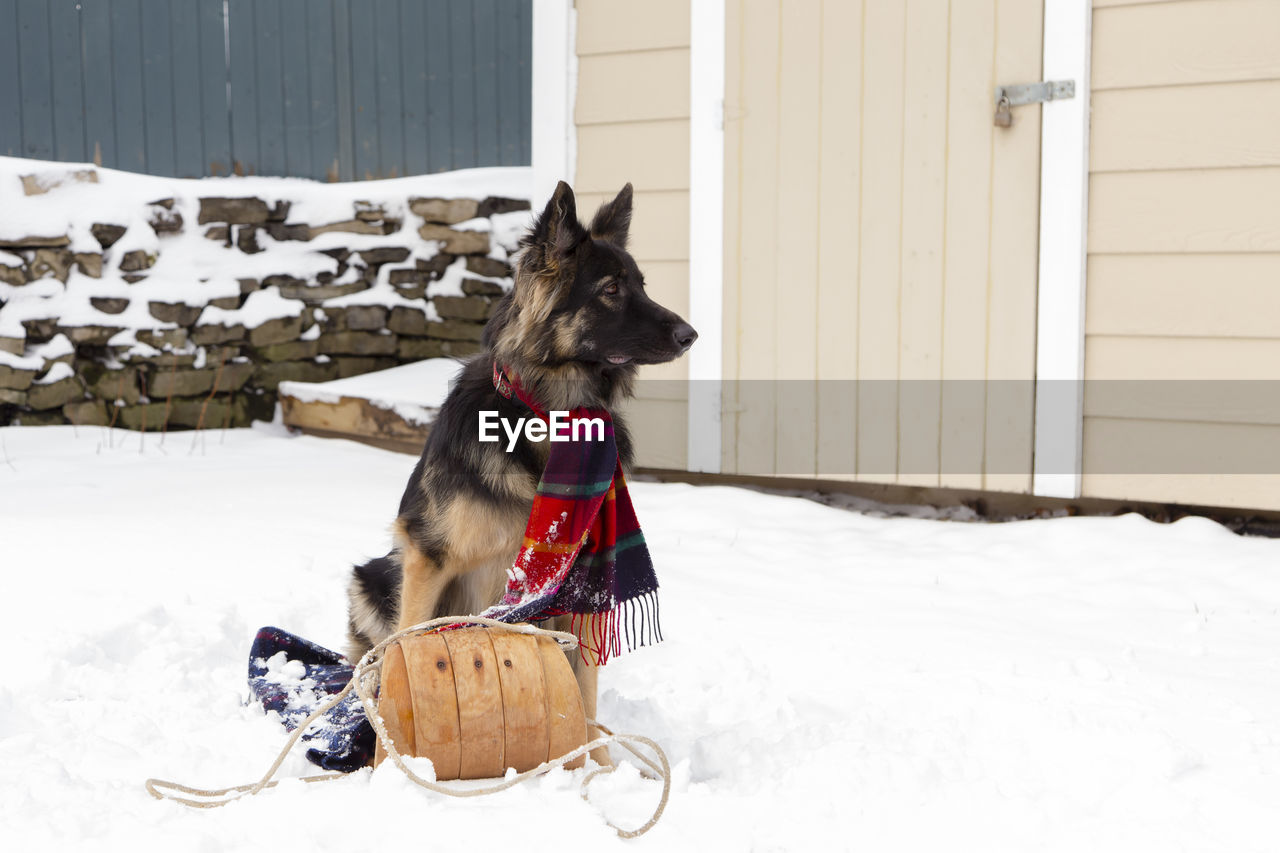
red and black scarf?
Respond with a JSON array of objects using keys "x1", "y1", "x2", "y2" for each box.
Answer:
[{"x1": 481, "y1": 363, "x2": 662, "y2": 664}]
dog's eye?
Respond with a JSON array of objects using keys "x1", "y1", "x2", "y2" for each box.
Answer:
[{"x1": 603, "y1": 281, "x2": 619, "y2": 296}]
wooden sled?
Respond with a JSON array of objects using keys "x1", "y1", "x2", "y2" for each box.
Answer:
[{"x1": 373, "y1": 625, "x2": 587, "y2": 779}]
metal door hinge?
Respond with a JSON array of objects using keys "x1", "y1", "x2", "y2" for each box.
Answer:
[{"x1": 994, "y1": 80, "x2": 1075, "y2": 127}]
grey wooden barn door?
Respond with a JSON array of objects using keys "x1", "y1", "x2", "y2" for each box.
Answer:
[{"x1": 0, "y1": 0, "x2": 531, "y2": 180}]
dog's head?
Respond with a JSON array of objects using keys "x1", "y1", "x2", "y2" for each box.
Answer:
[{"x1": 488, "y1": 182, "x2": 697, "y2": 385}]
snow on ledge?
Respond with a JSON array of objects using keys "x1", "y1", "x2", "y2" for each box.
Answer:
[
  {"x1": 0, "y1": 155, "x2": 532, "y2": 246},
  {"x1": 279, "y1": 358, "x2": 464, "y2": 426},
  {"x1": 197, "y1": 287, "x2": 307, "y2": 329}
]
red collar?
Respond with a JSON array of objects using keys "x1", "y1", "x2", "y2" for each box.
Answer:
[{"x1": 492, "y1": 362, "x2": 547, "y2": 419}]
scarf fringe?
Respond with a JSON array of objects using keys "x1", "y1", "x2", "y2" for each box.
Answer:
[{"x1": 568, "y1": 591, "x2": 662, "y2": 666}]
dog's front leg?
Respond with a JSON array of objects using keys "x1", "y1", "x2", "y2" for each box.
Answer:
[
  {"x1": 552, "y1": 614, "x2": 613, "y2": 768},
  {"x1": 395, "y1": 539, "x2": 454, "y2": 632},
  {"x1": 573, "y1": 657, "x2": 614, "y2": 768}
]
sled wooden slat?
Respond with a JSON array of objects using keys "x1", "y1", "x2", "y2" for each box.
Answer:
[
  {"x1": 374, "y1": 641, "x2": 415, "y2": 766},
  {"x1": 443, "y1": 629, "x2": 506, "y2": 779},
  {"x1": 402, "y1": 632, "x2": 462, "y2": 779},
  {"x1": 538, "y1": 636, "x2": 587, "y2": 771},
  {"x1": 490, "y1": 630, "x2": 551, "y2": 771}
]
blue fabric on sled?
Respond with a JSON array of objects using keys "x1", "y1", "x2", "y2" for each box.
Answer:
[{"x1": 247, "y1": 627, "x2": 373, "y2": 772}]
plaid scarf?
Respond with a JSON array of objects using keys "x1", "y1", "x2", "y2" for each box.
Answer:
[{"x1": 481, "y1": 363, "x2": 662, "y2": 664}]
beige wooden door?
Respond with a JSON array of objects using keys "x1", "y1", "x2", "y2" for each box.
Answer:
[{"x1": 721, "y1": 0, "x2": 1044, "y2": 493}]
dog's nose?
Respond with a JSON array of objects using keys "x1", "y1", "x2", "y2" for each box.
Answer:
[{"x1": 672, "y1": 322, "x2": 698, "y2": 351}]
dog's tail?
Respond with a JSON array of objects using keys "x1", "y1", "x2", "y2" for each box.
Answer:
[{"x1": 345, "y1": 553, "x2": 401, "y2": 662}]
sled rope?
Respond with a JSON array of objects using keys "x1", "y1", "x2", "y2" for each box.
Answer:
[{"x1": 144, "y1": 616, "x2": 671, "y2": 839}]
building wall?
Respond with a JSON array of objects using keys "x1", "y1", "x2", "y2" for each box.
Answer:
[
  {"x1": 1082, "y1": 0, "x2": 1280, "y2": 509},
  {"x1": 0, "y1": 0, "x2": 531, "y2": 180},
  {"x1": 573, "y1": 0, "x2": 691, "y2": 470},
  {"x1": 571, "y1": 0, "x2": 1280, "y2": 513},
  {"x1": 720, "y1": 0, "x2": 1043, "y2": 491}
]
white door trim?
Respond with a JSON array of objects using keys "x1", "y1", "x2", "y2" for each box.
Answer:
[
  {"x1": 1032, "y1": 0, "x2": 1092, "y2": 499},
  {"x1": 530, "y1": 0, "x2": 577, "y2": 208},
  {"x1": 687, "y1": 0, "x2": 726, "y2": 473}
]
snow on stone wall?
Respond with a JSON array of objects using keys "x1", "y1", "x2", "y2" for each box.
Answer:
[{"x1": 0, "y1": 158, "x2": 532, "y2": 430}]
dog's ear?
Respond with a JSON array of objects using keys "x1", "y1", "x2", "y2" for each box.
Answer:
[
  {"x1": 526, "y1": 181, "x2": 586, "y2": 265},
  {"x1": 589, "y1": 183, "x2": 633, "y2": 248}
]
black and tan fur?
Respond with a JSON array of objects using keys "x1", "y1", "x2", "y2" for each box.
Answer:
[{"x1": 345, "y1": 182, "x2": 696, "y2": 759}]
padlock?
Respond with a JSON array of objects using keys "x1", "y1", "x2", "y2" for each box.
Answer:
[{"x1": 994, "y1": 95, "x2": 1012, "y2": 128}]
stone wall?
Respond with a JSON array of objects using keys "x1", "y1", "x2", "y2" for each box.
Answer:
[{"x1": 0, "y1": 167, "x2": 529, "y2": 431}]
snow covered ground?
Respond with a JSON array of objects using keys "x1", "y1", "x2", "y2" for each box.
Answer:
[{"x1": 3, "y1": 424, "x2": 1280, "y2": 851}]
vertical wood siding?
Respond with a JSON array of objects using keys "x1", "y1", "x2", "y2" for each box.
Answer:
[{"x1": 0, "y1": 0, "x2": 531, "y2": 180}]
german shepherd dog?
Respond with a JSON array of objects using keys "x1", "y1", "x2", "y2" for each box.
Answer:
[{"x1": 344, "y1": 182, "x2": 696, "y2": 761}]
